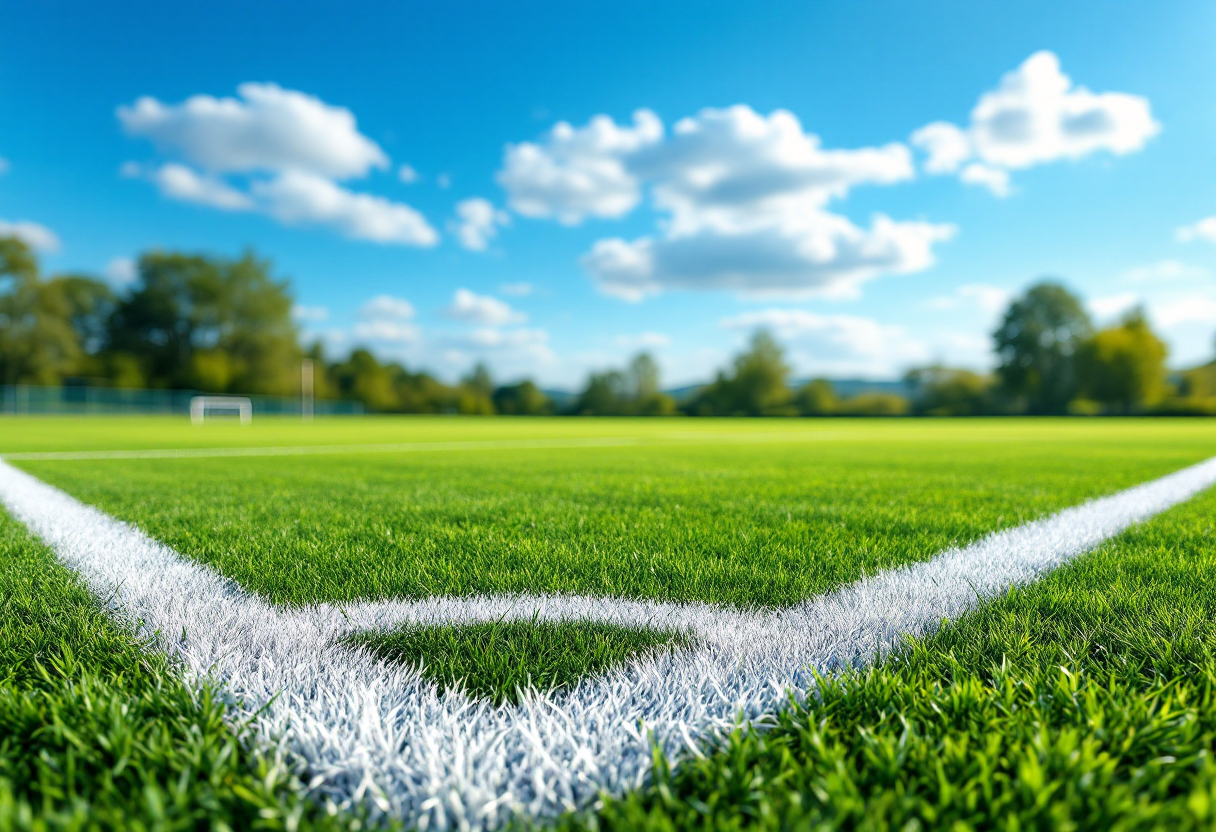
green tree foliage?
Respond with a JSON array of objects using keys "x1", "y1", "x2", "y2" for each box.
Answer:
[
  {"x1": 1076, "y1": 309, "x2": 1169, "y2": 413},
  {"x1": 575, "y1": 352, "x2": 676, "y2": 415},
  {"x1": 835, "y1": 391, "x2": 910, "y2": 416},
  {"x1": 795, "y1": 379, "x2": 837, "y2": 415},
  {"x1": 905, "y1": 365, "x2": 995, "y2": 416},
  {"x1": 107, "y1": 251, "x2": 301, "y2": 394},
  {"x1": 456, "y1": 362, "x2": 496, "y2": 415},
  {"x1": 0, "y1": 236, "x2": 112, "y2": 385},
  {"x1": 493, "y1": 380, "x2": 552, "y2": 415},
  {"x1": 690, "y1": 330, "x2": 795, "y2": 416},
  {"x1": 993, "y1": 282, "x2": 1092, "y2": 414}
]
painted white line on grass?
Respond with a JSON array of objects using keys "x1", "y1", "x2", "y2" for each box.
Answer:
[
  {"x1": 2, "y1": 456, "x2": 1215, "y2": 830},
  {"x1": 0, "y1": 430, "x2": 843, "y2": 461}
]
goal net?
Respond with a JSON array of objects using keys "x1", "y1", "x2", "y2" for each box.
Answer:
[{"x1": 190, "y1": 396, "x2": 253, "y2": 425}]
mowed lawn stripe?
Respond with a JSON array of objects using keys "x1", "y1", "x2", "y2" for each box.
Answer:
[
  {"x1": 4, "y1": 453, "x2": 1215, "y2": 829},
  {"x1": 18, "y1": 423, "x2": 1216, "y2": 609}
]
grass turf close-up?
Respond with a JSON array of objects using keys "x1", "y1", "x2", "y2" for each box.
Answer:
[{"x1": 2, "y1": 416, "x2": 1216, "y2": 829}]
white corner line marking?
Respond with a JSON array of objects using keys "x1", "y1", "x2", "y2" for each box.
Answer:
[{"x1": 2, "y1": 455, "x2": 1215, "y2": 830}]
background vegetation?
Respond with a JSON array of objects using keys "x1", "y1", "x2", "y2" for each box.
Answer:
[{"x1": 3, "y1": 234, "x2": 1211, "y2": 417}]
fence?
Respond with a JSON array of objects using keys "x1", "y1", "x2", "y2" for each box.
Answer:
[{"x1": 0, "y1": 384, "x2": 363, "y2": 417}]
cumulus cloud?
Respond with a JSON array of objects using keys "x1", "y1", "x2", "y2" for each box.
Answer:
[
  {"x1": 615, "y1": 331, "x2": 671, "y2": 349},
  {"x1": 105, "y1": 257, "x2": 138, "y2": 285},
  {"x1": 118, "y1": 85, "x2": 438, "y2": 246},
  {"x1": 498, "y1": 109, "x2": 663, "y2": 224},
  {"x1": 450, "y1": 198, "x2": 510, "y2": 251},
  {"x1": 500, "y1": 282, "x2": 534, "y2": 296},
  {"x1": 117, "y1": 83, "x2": 387, "y2": 178},
  {"x1": 504, "y1": 105, "x2": 950, "y2": 300},
  {"x1": 911, "y1": 51, "x2": 1159, "y2": 194},
  {"x1": 152, "y1": 163, "x2": 254, "y2": 210},
  {"x1": 398, "y1": 164, "x2": 418, "y2": 183},
  {"x1": 721, "y1": 308, "x2": 930, "y2": 377},
  {"x1": 924, "y1": 283, "x2": 1011, "y2": 314},
  {"x1": 442, "y1": 288, "x2": 525, "y2": 326},
  {"x1": 352, "y1": 294, "x2": 418, "y2": 344},
  {"x1": 360, "y1": 294, "x2": 415, "y2": 320},
  {"x1": 253, "y1": 171, "x2": 438, "y2": 245},
  {"x1": 585, "y1": 213, "x2": 954, "y2": 301},
  {"x1": 0, "y1": 220, "x2": 60, "y2": 252},
  {"x1": 1177, "y1": 217, "x2": 1216, "y2": 245},
  {"x1": 1088, "y1": 292, "x2": 1141, "y2": 321},
  {"x1": 1121, "y1": 260, "x2": 1209, "y2": 283},
  {"x1": 292, "y1": 304, "x2": 329, "y2": 323}
]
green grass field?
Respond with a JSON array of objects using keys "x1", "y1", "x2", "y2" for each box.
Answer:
[{"x1": 3, "y1": 416, "x2": 1216, "y2": 830}]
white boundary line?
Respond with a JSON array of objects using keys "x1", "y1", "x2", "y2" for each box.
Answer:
[
  {"x1": 0, "y1": 430, "x2": 845, "y2": 461},
  {"x1": 2, "y1": 456, "x2": 1215, "y2": 829}
]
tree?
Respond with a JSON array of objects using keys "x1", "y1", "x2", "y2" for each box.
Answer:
[
  {"x1": 107, "y1": 250, "x2": 300, "y2": 394},
  {"x1": 457, "y1": 362, "x2": 496, "y2": 414},
  {"x1": 1077, "y1": 309, "x2": 1168, "y2": 413},
  {"x1": 795, "y1": 379, "x2": 836, "y2": 415},
  {"x1": 493, "y1": 380, "x2": 552, "y2": 415},
  {"x1": 905, "y1": 365, "x2": 994, "y2": 416},
  {"x1": 689, "y1": 329, "x2": 794, "y2": 416},
  {"x1": 993, "y1": 282, "x2": 1092, "y2": 414},
  {"x1": 0, "y1": 236, "x2": 86, "y2": 385},
  {"x1": 575, "y1": 370, "x2": 629, "y2": 415}
]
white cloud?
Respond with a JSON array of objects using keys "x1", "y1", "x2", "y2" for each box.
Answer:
[
  {"x1": 352, "y1": 319, "x2": 420, "y2": 344},
  {"x1": 398, "y1": 164, "x2": 418, "y2": 183},
  {"x1": 924, "y1": 283, "x2": 1011, "y2": 314},
  {"x1": 450, "y1": 197, "x2": 509, "y2": 251},
  {"x1": 105, "y1": 257, "x2": 138, "y2": 285},
  {"x1": 442, "y1": 288, "x2": 525, "y2": 325},
  {"x1": 436, "y1": 173, "x2": 451, "y2": 189},
  {"x1": 450, "y1": 327, "x2": 548, "y2": 349},
  {"x1": 585, "y1": 213, "x2": 955, "y2": 301},
  {"x1": 498, "y1": 109, "x2": 663, "y2": 224},
  {"x1": 912, "y1": 51, "x2": 1159, "y2": 192},
  {"x1": 359, "y1": 294, "x2": 415, "y2": 320},
  {"x1": 119, "y1": 85, "x2": 439, "y2": 247},
  {"x1": 118, "y1": 83, "x2": 387, "y2": 178},
  {"x1": 1121, "y1": 260, "x2": 1209, "y2": 283},
  {"x1": 292, "y1": 304, "x2": 329, "y2": 323},
  {"x1": 252, "y1": 171, "x2": 438, "y2": 245},
  {"x1": 152, "y1": 163, "x2": 255, "y2": 210},
  {"x1": 499, "y1": 282, "x2": 534, "y2": 296},
  {"x1": 506, "y1": 105, "x2": 951, "y2": 300},
  {"x1": 0, "y1": 220, "x2": 60, "y2": 252},
  {"x1": 615, "y1": 331, "x2": 671, "y2": 349},
  {"x1": 1178, "y1": 217, "x2": 1216, "y2": 245},
  {"x1": 1154, "y1": 296, "x2": 1216, "y2": 328},
  {"x1": 721, "y1": 308, "x2": 930, "y2": 377},
  {"x1": 1088, "y1": 292, "x2": 1141, "y2": 321},
  {"x1": 958, "y1": 163, "x2": 1011, "y2": 197}
]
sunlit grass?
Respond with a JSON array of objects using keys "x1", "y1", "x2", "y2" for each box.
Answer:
[{"x1": 351, "y1": 617, "x2": 688, "y2": 705}]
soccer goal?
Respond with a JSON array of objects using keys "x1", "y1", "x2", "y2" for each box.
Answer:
[{"x1": 190, "y1": 396, "x2": 253, "y2": 425}]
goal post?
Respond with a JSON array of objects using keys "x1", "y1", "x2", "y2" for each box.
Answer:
[{"x1": 190, "y1": 396, "x2": 253, "y2": 425}]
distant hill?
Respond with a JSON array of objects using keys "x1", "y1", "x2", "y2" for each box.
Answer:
[{"x1": 546, "y1": 377, "x2": 912, "y2": 408}]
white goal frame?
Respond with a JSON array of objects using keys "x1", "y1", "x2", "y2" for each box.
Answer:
[{"x1": 190, "y1": 396, "x2": 252, "y2": 425}]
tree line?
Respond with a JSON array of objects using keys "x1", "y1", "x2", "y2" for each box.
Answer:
[{"x1": 1, "y1": 234, "x2": 1210, "y2": 417}]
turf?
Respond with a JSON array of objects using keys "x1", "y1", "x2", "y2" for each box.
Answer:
[
  {"x1": 13, "y1": 419, "x2": 1216, "y2": 610},
  {"x1": 350, "y1": 618, "x2": 688, "y2": 705},
  {"x1": 550, "y1": 484, "x2": 1216, "y2": 830},
  {"x1": 6, "y1": 416, "x2": 1216, "y2": 829},
  {"x1": 0, "y1": 506, "x2": 374, "y2": 832}
]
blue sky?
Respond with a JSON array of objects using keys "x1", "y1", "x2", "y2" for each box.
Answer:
[{"x1": 3, "y1": 0, "x2": 1215, "y2": 388}]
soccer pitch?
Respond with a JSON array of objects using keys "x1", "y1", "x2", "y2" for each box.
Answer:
[{"x1": 4, "y1": 416, "x2": 1216, "y2": 830}]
